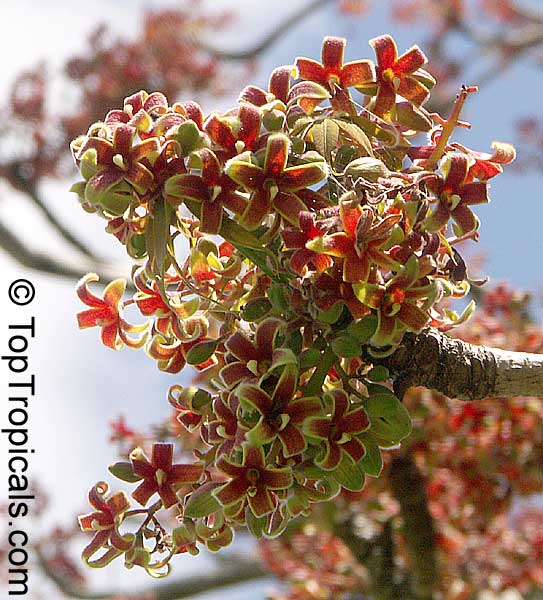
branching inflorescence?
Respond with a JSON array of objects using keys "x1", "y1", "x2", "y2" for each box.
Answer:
[{"x1": 71, "y1": 35, "x2": 515, "y2": 576}]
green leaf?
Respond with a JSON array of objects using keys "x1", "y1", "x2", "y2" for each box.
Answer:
[
  {"x1": 184, "y1": 483, "x2": 222, "y2": 518},
  {"x1": 396, "y1": 102, "x2": 433, "y2": 132},
  {"x1": 246, "y1": 510, "x2": 267, "y2": 539},
  {"x1": 365, "y1": 393, "x2": 412, "y2": 443},
  {"x1": 311, "y1": 119, "x2": 339, "y2": 161},
  {"x1": 219, "y1": 217, "x2": 264, "y2": 249},
  {"x1": 330, "y1": 334, "x2": 360, "y2": 358},
  {"x1": 316, "y1": 301, "x2": 344, "y2": 324},
  {"x1": 345, "y1": 157, "x2": 389, "y2": 182},
  {"x1": 358, "y1": 433, "x2": 383, "y2": 477},
  {"x1": 347, "y1": 314, "x2": 378, "y2": 343},
  {"x1": 335, "y1": 120, "x2": 374, "y2": 156},
  {"x1": 268, "y1": 283, "x2": 290, "y2": 312},
  {"x1": 176, "y1": 120, "x2": 202, "y2": 156},
  {"x1": 303, "y1": 347, "x2": 336, "y2": 396},
  {"x1": 334, "y1": 144, "x2": 358, "y2": 174},
  {"x1": 367, "y1": 365, "x2": 389, "y2": 382},
  {"x1": 147, "y1": 198, "x2": 172, "y2": 278},
  {"x1": 333, "y1": 454, "x2": 365, "y2": 492},
  {"x1": 108, "y1": 462, "x2": 143, "y2": 483},
  {"x1": 185, "y1": 339, "x2": 219, "y2": 365},
  {"x1": 299, "y1": 348, "x2": 322, "y2": 369},
  {"x1": 237, "y1": 246, "x2": 277, "y2": 280},
  {"x1": 242, "y1": 298, "x2": 272, "y2": 322}
]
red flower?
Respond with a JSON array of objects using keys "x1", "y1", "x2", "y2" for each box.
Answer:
[
  {"x1": 239, "y1": 65, "x2": 294, "y2": 107},
  {"x1": 281, "y1": 212, "x2": 333, "y2": 274},
  {"x1": 130, "y1": 443, "x2": 204, "y2": 509},
  {"x1": 353, "y1": 255, "x2": 435, "y2": 346},
  {"x1": 214, "y1": 444, "x2": 293, "y2": 517},
  {"x1": 238, "y1": 365, "x2": 322, "y2": 457},
  {"x1": 109, "y1": 415, "x2": 136, "y2": 444},
  {"x1": 226, "y1": 133, "x2": 327, "y2": 229},
  {"x1": 133, "y1": 268, "x2": 198, "y2": 337},
  {"x1": 306, "y1": 201, "x2": 401, "y2": 283},
  {"x1": 75, "y1": 123, "x2": 159, "y2": 199},
  {"x1": 165, "y1": 148, "x2": 247, "y2": 234},
  {"x1": 204, "y1": 103, "x2": 261, "y2": 159},
  {"x1": 202, "y1": 394, "x2": 245, "y2": 457},
  {"x1": 303, "y1": 389, "x2": 369, "y2": 470},
  {"x1": 220, "y1": 318, "x2": 287, "y2": 388},
  {"x1": 79, "y1": 482, "x2": 134, "y2": 567},
  {"x1": 369, "y1": 34, "x2": 434, "y2": 118},
  {"x1": 77, "y1": 274, "x2": 147, "y2": 350},
  {"x1": 314, "y1": 266, "x2": 371, "y2": 320},
  {"x1": 425, "y1": 152, "x2": 489, "y2": 236},
  {"x1": 105, "y1": 90, "x2": 169, "y2": 134},
  {"x1": 295, "y1": 36, "x2": 374, "y2": 114},
  {"x1": 451, "y1": 141, "x2": 516, "y2": 182}
]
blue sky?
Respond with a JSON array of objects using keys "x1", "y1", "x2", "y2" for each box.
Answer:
[{"x1": 0, "y1": 1, "x2": 541, "y2": 597}]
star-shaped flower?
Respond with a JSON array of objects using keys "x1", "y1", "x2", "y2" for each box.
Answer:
[{"x1": 129, "y1": 443, "x2": 204, "y2": 509}]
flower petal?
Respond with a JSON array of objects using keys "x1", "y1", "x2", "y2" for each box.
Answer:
[{"x1": 341, "y1": 60, "x2": 374, "y2": 87}]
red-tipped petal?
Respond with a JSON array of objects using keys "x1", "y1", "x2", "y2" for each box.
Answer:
[
  {"x1": 272, "y1": 365, "x2": 297, "y2": 406},
  {"x1": 205, "y1": 115, "x2": 237, "y2": 151},
  {"x1": 278, "y1": 425, "x2": 307, "y2": 457},
  {"x1": 132, "y1": 479, "x2": 158, "y2": 506},
  {"x1": 269, "y1": 65, "x2": 293, "y2": 102},
  {"x1": 169, "y1": 463, "x2": 204, "y2": 484},
  {"x1": 342, "y1": 437, "x2": 366, "y2": 462},
  {"x1": 295, "y1": 57, "x2": 327, "y2": 84},
  {"x1": 394, "y1": 46, "x2": 427, "y2": 74},
  {"x1": 341, "y1": 60, "x2": 374, "y2": 87},
  {"x1": 220, "y1": 362, "x2": 254, "y2": 388},
  {"x1": 238, "y1": 103, "x2": 261, "y2": 148},
  {"x1": 226, "y1": 161, "x2": 266, "y2": 191},
  {"x1": 101, "y1": 322, "x2": 120, "y2": 349},
  {"x1": 339, "y1": 407, "x2": 370, "y2": 434},
  {"x1": 264, "y1": 134, "x2": 289, "y2": 177},
  {"x1": 226, "y1": 331, "x2": 257, "y2": 362},
  {"x1": 397, "y1": 302, "x2": 430, "y2": 331},
  {"x1": 372, "y1": 82, "x2": 396, "y2": 118},
  {"x1": 273, "y1": 191, "x2": 307, "y2": 226},
  {"x1": 451, "y1": 204, "x2": 479, "y2": 236},
  {"x1": 165, "y1": 174, "x2": 209, "y2": 203},
  {"x1": 112, "y1": 124, "x2": 135, "y2": 157},
  {"x1": 238, "y1": 384, "x2": 273, "y2": 416},
  {"x1": 459, "y1": 181, "x2": 489, "y2": 205},
  {"x1": 397, "y1": 75, "x2": 430, "y2": 105},
  {"x1": 255, "y1": 318, "x2": 282, "y2": 354},
  {"x1": 200, "y1": 200, "x2": 223, "y2": 235},
  {"x1": 259, "y1": 467, "x2": 293, "y2": 490},
  {"x1": 239, "y1": 85, "x2": 268, "y2": 106},
  {"x1": 247, "y1": 487, "x2": 275, "y2": 517},
  {"x1": 370, "y1": 34, "x2": 397, "y2": 68},
  {"x1": 240, "y1": 189, "x2": 271, "y2": 230},
  {"x1": 152, "y1": 443, "x2": 173, "y2": 471},
  {"x1": 279, "y1": 163, "x2": 327, "y2": 191},
  {"x1": 318, "y1": 441, "x2": 342, "y2": 471},
  {"x1": 214, "y1": 477, "x2": 249, "y2": 507},
  {"x1": 322, "y1": 36, "x2": 346, "y2": 70},
  {"x1": 443, "y1": 154, "x2": 469, "y2": 191},
  {"x1": 343, "y1": 251, "x2": 371, "y2": 283}
]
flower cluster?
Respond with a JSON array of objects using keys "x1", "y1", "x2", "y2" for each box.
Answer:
[{"x1": 73, "y1": 35, "x2": 514, "y2": 573}]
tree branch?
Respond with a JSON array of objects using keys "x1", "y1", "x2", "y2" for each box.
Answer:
[
  {"x1": 375, "y1": 327, "x2": 543, "y2": 400},
  {"x1": 199, "y1": 0, "x2": 333, "y2": 60},
  {"x1": 3, "y1": 162, "x2": 98, "y2": 259},
  {"x1": 35, "y1": 545, "x2": 268, "y2": 600},
  {"x1": 0, "y1": 218, "x2": 128, "y2": 286},
  {"x1": 389, "y1": 454, "x2": 438, "y2": 600}
]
